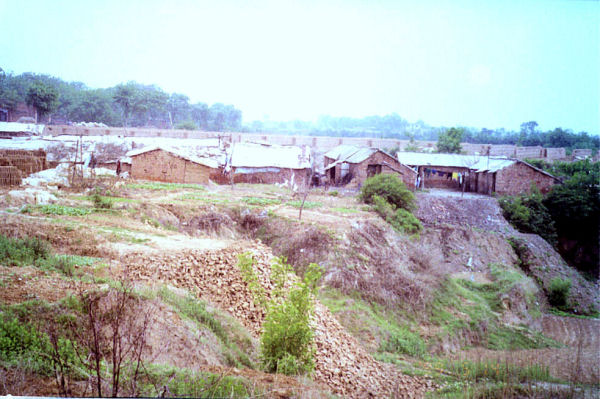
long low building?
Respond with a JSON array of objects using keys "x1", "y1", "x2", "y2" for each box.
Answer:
[
  {"x1": 127, "y1": 146, "x2": 218, "y2": 184},
  {"x1": 397, "y1": 152, "x2": 560, "y2": 195},
  {"x1": 229, "y1": 142, "x2": 312, "y2": 187}
]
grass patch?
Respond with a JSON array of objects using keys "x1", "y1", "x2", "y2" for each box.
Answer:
[
  {"x1": 430, "y1": 274, "x2": 556, "y2": 350},
  {"x1": 320, "y1": 288, "x2": 427, "y2": 359},
  {"x1": 439, "y1": 359, "x2": 553, "y2": 383},
  {"x1": 156, "y1": 287, "x2": 255, "y2": 369},
  {"x1": 22, "y1": 204, "x2": 92, "y2": 216},
  {"x1": 242, "y1": 197, "x2": 281, "y2": 206},
  {"x1": 125, "y1": 182, "x2": 206, "y2": 191},
  {"x1": 176, "y1": 193, "x2": 230, "y2": 204},
  {"x1": 286, "y1": 200, "x2": 321, "y2": 209},
  {"x1": 136, "y1": 363, "x2": 254, "y2": 397}
]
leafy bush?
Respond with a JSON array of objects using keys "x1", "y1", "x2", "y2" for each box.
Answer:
[
  {"x1": 91, "y1": 188, "x2": 113, "y2": 209},
  {"x1": 0, "y1": 235, "x2": 51, "y2": 266},
  {"x1": 0, "y1": 313, "x2": 79, "y2": 377},
  {"x1": 548, "y1": 277, "x2": 571, "y2": 309},
  {"x1": 371, "y1": 195, "x2": 422, "y2": 234},
  {"x1": 359, "y1": 174, "x2": 415, "y2": 211},
  {"x1": 261, "y1": 260, "x2": 322, "y2": 375},
  {"x1": 379, "y1": 326, "x2": 426, "y2": 357},
  {"x1": 328, "y1": 190, "x2": 339, "y2": 197},
  {"x1": 498, "y1": 188, "x2": 557, "y2": 245},
  {"x1": 237, "y1": 254, "x2": 322, "y2": 375}
]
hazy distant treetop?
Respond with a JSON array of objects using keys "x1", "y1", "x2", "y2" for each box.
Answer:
[{"x1": 437, "y1": 127, "x2": 464, "y2": 154}]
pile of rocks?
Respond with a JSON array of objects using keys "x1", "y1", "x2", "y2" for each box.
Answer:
[{"x1": 123, "y1": 241, "x2": 435, "y2": 398}]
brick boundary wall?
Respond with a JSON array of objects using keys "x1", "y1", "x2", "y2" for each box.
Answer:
[{"x1": 43, "y1": 125, "x2": 574, "y2": 161}]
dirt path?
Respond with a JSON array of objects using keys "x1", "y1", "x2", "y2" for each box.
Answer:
[{"x1": 456, "y1": 315, "x2": 600, "y2": 384}]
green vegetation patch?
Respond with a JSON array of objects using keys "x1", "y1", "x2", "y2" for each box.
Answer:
[
  {"x1": 125, "y1": 182, "x2": 206, "y2": 191},
  {"x1": 0, "y1": 301, "x2": 81, "y2": 379},
  {"x1": 156, "y1": 287, "x2": 255, "y2": 369},
  {"x1": 439, "y1": 358, "x2": 553, "y2": 383},
  {"x1": 242, "y1": 197, "x2": 282, "y2": 206},
  {"x1": 0, "y1": 234, "x2": 99, "y2": 277},
  {"x1": 321, "y1": 288, "x2": 427, "y2": 359},
  {"x1": 285, "y1": 200, "x2": 322, "y2": 209},
  {"x1": 22, "y1": 204, "x2": 92, "y2": 216},
  {"x1": 430, "y1": 272, "x2": 555, "y2": 350},
  {"x1": 137, "y1": 364, "x2": 253, "y2": 398}
]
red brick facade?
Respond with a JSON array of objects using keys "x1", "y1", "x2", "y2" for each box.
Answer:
[{"x1": 492, "y1": 162, "x2": 558, "y2": 195}]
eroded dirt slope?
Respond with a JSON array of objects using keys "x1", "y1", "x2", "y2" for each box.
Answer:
[{"x1": 122, "y1": 242, "x2": 435, "y2": 398}]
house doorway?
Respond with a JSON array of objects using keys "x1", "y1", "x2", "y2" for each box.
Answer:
[{"x1": 367, "y1": 164, "x2": 382, "y2": 178}]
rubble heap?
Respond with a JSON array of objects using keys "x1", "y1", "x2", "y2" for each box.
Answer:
[{"x1": 124, "y1": 241, "x2": 434, "y2": 398}]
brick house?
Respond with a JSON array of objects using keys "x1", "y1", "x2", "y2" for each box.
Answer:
[
  {"x1": 229, "y1": 142, "x2": 312, "y2": 187},
  {"x1": 397, "y1": 152, "x2": 560, "y2": 195},
  {"x1": 470, "y1": 158, "x2": 560, "y2": 195},
  {"x1": 127, "y1": 146, "x2": 218, "y2": 184},
  {"x1": 324, "y1": 145, "x2": 417, "y2": 188},
  {"x1": 397, "y1": 152, "x2": 481, "y2": 190}
]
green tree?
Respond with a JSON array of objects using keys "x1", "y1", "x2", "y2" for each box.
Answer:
[
  {"x1": 437, "y1": 127, "x2": 464, "y2": 153},
  {"x1": 26, "y1": 81, "x2": 59, "y2": 122}
]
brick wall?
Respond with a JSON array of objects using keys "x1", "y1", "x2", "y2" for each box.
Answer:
[
  {"x1": 494, "y1": 162, "x2": 557, "y2": 195},
  {"x1": 43, "y1": 125, "x2": 576, "y2": 162},
  {"x1": 327, "y1": 151, "x2": 416, "y2": 189},
  {"x1": 232, "y1": 167, "x2": 310, "y2": 186},
  {"x1": 546, "y1": 147, "x2": 567, "y2": 161},
  {"x1": 130, "y1": 149, "x2": 211, "y2": 184},
  {"x1": 515, "y1": 146, "x2": 544, "y2": 159}
]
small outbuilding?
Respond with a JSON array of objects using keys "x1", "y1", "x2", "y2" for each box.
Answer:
[
  {"x1": 229, "y1": 142, "x2": 312, "y2": 187},
  {"x1": 324, "y1": 145, "x2": 417, "y2": 188},
  {"x1": 127, "y1": 146, "x2": 218, "y2": 184}
]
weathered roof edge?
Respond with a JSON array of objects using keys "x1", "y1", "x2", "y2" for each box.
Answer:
[{"x1": 126, "y1": 145, "x2": 218, "y2": 168}]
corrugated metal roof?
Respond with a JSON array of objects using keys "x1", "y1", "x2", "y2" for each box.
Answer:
[
  {"x1": 126, "y1": 145, "x2": 219, "y2": 168},
  {"x1": 0, "y1": 122, "x2": 45, "y2": 135},
  {"x1": 471, "y1": 158, "x2": 516, "y2": 173},
  {"x1": 323, "y1": 145, "x2": 378, "y2": 164},
  {"x1": 230, "y1": 142, "x2": 311, "y2": 169},
  {"x1": 396, "y1": 152, "x2": 484, "y2": 168},
  {"x1": 397, "y1": 152, "x2": 560, "y2": 180}
]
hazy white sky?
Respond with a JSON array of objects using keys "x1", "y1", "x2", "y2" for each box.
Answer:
[{"x1": 1, "y1": 0, "x2": 598, "y2": 133}]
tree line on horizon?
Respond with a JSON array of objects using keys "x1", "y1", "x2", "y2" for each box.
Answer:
[
  {"x1": 0, "y1": 69, "x2": 242, "y2": 131},
  {"x1": 0, "y1": 68, "x2": 598, "y2": 153}
]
